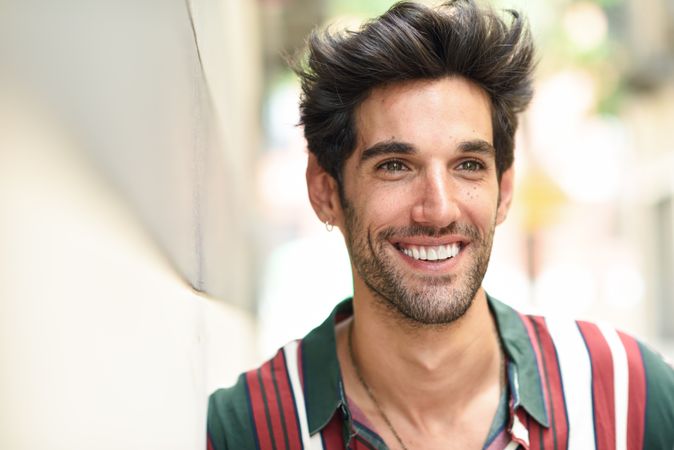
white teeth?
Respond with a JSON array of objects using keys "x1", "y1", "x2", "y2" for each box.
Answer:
[
  {"x1": 451, "y1": 244, "x2": 459, "y2": 257},
  {"x1": 401, "y1": 243, "x2": 460, "y2": 261}
]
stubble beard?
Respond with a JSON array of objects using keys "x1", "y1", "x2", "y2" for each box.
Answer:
[{"x1": 343, "y1": 201, "x2": 495, "y2": 326}]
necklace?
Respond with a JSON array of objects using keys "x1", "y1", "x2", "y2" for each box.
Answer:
[{"x1": 348, "y1": 321, "x2": 409, "y2": 450}]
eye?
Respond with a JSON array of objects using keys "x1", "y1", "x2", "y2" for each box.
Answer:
[
  {"x1": 377, "y1": 159, "x2": 409, "y2": 173},
  {"x1": 457, "y1": 160, "x2": 485, "y2": 171}
]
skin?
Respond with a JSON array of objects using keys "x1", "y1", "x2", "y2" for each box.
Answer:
[{"x1": 306, "y1": 76, "x2": 514, "y2": 449}]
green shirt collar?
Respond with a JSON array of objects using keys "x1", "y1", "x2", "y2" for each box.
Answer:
[
  {"x1": 301, "y1": 295, "x2": 549, "y2": 435},
  {"x1": 488, "y1": 295, "x2": 549, "y2": 427}
]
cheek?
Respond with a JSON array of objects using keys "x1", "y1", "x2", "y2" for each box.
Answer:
[
  {"x1": 347, "y1": 180, "x2": 414, "y2": 221},
  {"x1": 464, "y1": 185, "x2": 479, "y2": 201},
  {"x1": 362, "y1": 195, "x2": 409, "y2": 227},
  {"x1": 457, "y1": 186, "x2": 499, "y2": 221}
]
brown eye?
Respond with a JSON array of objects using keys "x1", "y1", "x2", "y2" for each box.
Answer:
[
  {"x1": 378, "y1": 160, "x2": 408, "y2": 172},
  {"x1": 458, "y1": 160, "x2": 484, "y2": 171}
]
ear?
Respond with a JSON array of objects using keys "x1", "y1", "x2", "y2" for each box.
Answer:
[
  {"x1": 496, "y1": 166, "x2": 514, "y2": 225},
  {"x1": 306, "y1": 153, "x2": 343, "y2": 227}
]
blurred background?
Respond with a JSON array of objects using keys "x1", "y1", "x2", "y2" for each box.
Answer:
[{"x1": 0, "y1": 0, "x2": 672, "y2": 448}]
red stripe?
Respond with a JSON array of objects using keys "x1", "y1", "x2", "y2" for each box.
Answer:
[
  {"x1": 273, "y1": 350, "x2": 302, "y2": 449},
  {"x1": 207, "y1": 436, "x2": 215, "y2": 450},
  {"x1": 245, "y1": 370, "x2": 274, "y2": 450},
  {"x1": 618, "y1": 332, "x2": 646, "y2": 450},
  {"x1": 528, "y1": 414, "x2": 543, "y2": 448},
  {"x1": 320, "y1": 416, "x2": 344, "y2": 450},
  {"x1": 578, "y1": 321, "x2": 616, "y2": 450},
  {"x1": 260, "y1": 358, "x2": 288, "y2": 450},
  {"x1": 531, "y1": 316, "x2": 569, "y2": 450}
]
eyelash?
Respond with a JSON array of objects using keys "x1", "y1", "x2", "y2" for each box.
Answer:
[
  {"x1": 375, "y1": 158, "x2": 486, "y2": 175},
  {"x1": 457, "y1": 160, "x2": 485, "y2": 171}
]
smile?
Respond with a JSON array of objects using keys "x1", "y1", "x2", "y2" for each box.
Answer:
[{"x1": 397, "y1": 243, "x2": 461, "y2": 261}]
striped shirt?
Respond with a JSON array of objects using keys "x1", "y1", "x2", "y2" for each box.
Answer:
[{"x1": 207, "y1": 296, "x2": 674, "y2": 449}]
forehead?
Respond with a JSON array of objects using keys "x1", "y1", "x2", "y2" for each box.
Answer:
[{"x1": 353, "y1": 76, "x2": 493, "y2": 153}]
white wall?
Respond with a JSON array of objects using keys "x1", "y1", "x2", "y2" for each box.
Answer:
[
  {"x1": 0, "y1": 0, "x2": 263, "y2": 447},
  {"x1": 0, "y1": 0, "x2": 261, "y2": 308},
  {"x1": 0, "y1": 93, "x2": 258, "y2": 449}
]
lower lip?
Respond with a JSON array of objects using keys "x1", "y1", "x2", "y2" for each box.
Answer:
[{"x1": 395, "y1": 245, "x2": 465, "y2": 273}]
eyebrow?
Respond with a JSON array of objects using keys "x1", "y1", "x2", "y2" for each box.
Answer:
[
  {"x1": 458, "y1": 139, "x2": 496, "y2": 156},
  {"x1": 358, "y1": 138, "x2": 495, "y2": 165},
  {"x1": 359, "y1": 141, "x2": 416, "y2": 164}
]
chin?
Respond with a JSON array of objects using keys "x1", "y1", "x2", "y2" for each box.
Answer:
[{"x1": 381, "y1": 285, "x2": 478, "y2": 326}]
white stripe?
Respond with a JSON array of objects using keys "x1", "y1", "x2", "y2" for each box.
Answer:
[
  {"x1": 599, "y1": 324, "x2": 629, "y2": 450},
  {"x1": 504, "y1": 441, "x2": 520, "y2": 450},
  {"x1": 511, "y1": 412, "x2": 529, "y2": 447},
  {"x1": 283, "y1": 340, "x2": 325, "y2": 450},
  {"x1": 546, "y1": 318, "x2": 596, "y2": 449}
]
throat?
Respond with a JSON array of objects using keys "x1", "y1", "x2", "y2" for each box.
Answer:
[{"x1": 344, "y1": 292, "x2": 504, "y2": 407}]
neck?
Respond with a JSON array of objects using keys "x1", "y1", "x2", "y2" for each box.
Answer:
[{"x1": 341, "y1": 286, "x2": 503, "y2": 428}]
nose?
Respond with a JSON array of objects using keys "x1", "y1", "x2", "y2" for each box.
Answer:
[{"x1": 411, "y1": 167, "x2": 460, "y2": 227}]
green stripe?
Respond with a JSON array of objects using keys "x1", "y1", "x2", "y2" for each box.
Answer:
[
  {"x1": 639, "y1": 341, "x2": 674, "y2": 449},
  {"x1": 207, "y1": 374, "x2": 258, "y2": 449}
]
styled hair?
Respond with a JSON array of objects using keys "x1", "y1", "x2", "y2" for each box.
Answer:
[{"x1": 295, "y1": 0, "x2": 535, "y2": 185}]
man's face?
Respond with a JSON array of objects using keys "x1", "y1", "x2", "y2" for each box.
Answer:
[{"x1": 337, "y1": 76, "x2": 513, "y2": 325}]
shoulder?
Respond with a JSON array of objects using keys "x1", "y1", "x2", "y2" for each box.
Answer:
[
  {"x1": 520, "y1": 313, "x2": 674, "y2": 447},
  {"x1": 517, "y1": 312, "x2": 670, "y2": 379},
  {"x1": 637, "y1": 339, "x2": 674, "y2": 449},
  {"x1": 207, "y1": 372, "x2": 257, "y2": 450},
  {"x1": 207, "y1": 342, "x2": 305, "y2": 450}
]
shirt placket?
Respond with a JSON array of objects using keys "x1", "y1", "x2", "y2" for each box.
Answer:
[{"x1": 506, "y1": 363, "x2": 530, "y2": 450}]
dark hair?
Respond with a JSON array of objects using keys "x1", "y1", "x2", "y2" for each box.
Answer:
[{"x1": 295, "y1": 0, "x2": 535, "y2": 185}]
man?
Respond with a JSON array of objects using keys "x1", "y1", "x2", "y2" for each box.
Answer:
[{"x1": 208, "y1": 1, "x2": 674, "y2": 449}]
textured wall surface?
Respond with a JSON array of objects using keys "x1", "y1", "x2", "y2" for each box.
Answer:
[
  {"x1": 0, "y1": 0, "x2": 260, "y2": 306},
  {"x1": 0, "y1": 0, "x2": 262, "y2": 447}
]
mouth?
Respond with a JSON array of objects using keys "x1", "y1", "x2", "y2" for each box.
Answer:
[{"x1": 394, "y1": 242, "x2": 464, "y2": 262}]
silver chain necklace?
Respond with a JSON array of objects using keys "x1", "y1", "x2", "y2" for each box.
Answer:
[{"x1": 348, "y1": 321, "x2": 409, "y2": 450}]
